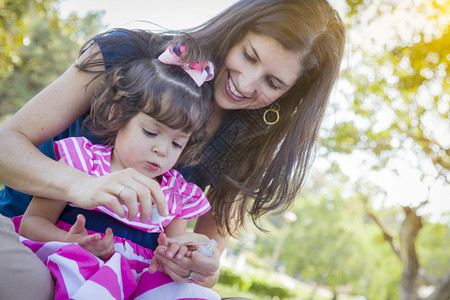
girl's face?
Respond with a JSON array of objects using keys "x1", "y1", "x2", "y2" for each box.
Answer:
[
  {"x1": 112, "y1": 112, "x2": 190, "y2": 178},
  {"x1": 213, "y1": 32, "x2": 303, "y2": 110}
]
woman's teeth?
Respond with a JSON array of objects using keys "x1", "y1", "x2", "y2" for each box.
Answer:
[{"x1": 228, "y1": 77, "x2": 244, "y2": 98}]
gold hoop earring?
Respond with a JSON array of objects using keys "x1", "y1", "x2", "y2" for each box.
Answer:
[{"x1": 263, "y1": 103, "x2": 280, "y2": 125}]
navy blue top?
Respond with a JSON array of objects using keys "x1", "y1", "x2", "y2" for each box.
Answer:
[{"x1": 0, "y1": 31, "x2": 245, "y2": 248}]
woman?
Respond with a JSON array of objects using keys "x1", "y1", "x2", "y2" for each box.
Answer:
[{"x1": 0, "y1": 0, "x2": 345, "y2": 298}]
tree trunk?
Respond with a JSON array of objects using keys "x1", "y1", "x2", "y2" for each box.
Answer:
[
  {"x1": 423, "y1": 272, "x2": 450, "y2": 300},
  {"x1": 399, "y1": 206, "x2": 422, "y2": 300}
]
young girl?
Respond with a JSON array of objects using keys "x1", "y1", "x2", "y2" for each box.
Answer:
[{"x1": 14, "y1": 38, "x2": 221, "y2": 299}]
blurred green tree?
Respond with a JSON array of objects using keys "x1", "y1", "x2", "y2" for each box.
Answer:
[
  {"x1": 0, "y1": 0, "x2": 105, "y2": 117},
  {"x1": 320, "y1": 0, "x2": 450, "y2": 299}
]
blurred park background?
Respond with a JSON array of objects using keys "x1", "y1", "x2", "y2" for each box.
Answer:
[{"x1": 0, "y1": 0, "x2": 449, "y2": 299}]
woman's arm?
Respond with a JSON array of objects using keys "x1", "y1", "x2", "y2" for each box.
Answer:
[
  {"x1": 0, "y1": 44, "x2": 167, "y2": 221},
  {"x1": 0, "y1": 45, "x2": 100, "y2": 196}
]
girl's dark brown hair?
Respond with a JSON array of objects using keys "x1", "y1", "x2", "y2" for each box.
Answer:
[
  {"x1": 78, "y1": 0, "x2": 346, "y2": 236},
  {"x1": 83, "y1": 40, "x2": 213, "y2": 166}
]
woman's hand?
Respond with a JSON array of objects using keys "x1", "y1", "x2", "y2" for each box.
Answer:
[
  {"x1": 148, "y1": 233, "x2": 220, "y2": 285},
  {"x1": 67, "y1": 168, "x2": 168, "y2": 223}
]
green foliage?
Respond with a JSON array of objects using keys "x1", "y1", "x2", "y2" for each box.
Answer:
[
  {"x1": 0, "y1": 0, "x2": 56, "y2": 74},
  {"x1": 248, "y1": 280, "x2": 294, "y2": 299},
  {"x1": 218, "y1": 267, "x2": 295, "y2": 299},
  {"x1": 219, "y1": 267, "x2": 253, "y2": 292},
  {"x1": 281, "y1": 189, "x2": 376, "y2": 293},
  {"x1": 0, "y1": 0, "x2": 105, "y2": 116},
  {"x1": 417, "y1": 218, "x2": 450, "y2": 277}
]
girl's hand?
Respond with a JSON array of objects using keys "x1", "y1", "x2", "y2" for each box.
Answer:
[
  {"x1": 148, "y1": 233, "x2": 191, "y2": 274},
  {"x1": 68, "y1": 168, "x2": 168, "y2": 223},
  {"x1": 148, "y1": 233, "x2": 220, "y2": 285},
  {"x1": 66, "y1": 214, "x2": 115, "y2": 260}
]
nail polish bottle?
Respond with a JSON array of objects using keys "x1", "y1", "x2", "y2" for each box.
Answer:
[{"x1": 197, "y1": 239, "x2": 217, "y2": 257}]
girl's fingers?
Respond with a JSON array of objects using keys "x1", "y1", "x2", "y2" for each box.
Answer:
[
  {"x1": 165, "y1": 243, "x2": 182, "y2": 259},
  {"x1": 80, "y1": 233, "x2": 101, "y2": 247},
  {"x1": 165, "y1": 232, "x2": 210, "y2": 247},
  {"x1": 103, "y1": 228, "x2": 114, "y2": 241},
  {"x1": 70, "y1": 214, "x2": 87, "y2": 234},
  {"x1": 174, "y1": 245, "x2": 188, "y2": 260},
  {"x1": 148, "y1": 256, "x2": 163, "y2": 274},
  {"x1": 157, "y1": 232, "x2": 169, "y2": 247}
]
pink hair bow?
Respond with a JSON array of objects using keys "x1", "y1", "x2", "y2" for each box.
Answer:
[{"x1": 158, "y1": 44, "x2": 214, "y2": 87}]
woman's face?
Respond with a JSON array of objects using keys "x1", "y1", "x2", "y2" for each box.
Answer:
[{"x1": 213, "y1": 32, "x2": 303, "y2": 110}]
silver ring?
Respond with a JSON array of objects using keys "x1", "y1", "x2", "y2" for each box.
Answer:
[
  {"x1": 184, "y1": 270, "x2": 194, "y2": 280},
  {"x1": 117, "y1": 185, "x2": 129, "y2": 200}
]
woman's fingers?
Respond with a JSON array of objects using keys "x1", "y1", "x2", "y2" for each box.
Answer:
[
  {"x1": 114, "y1": 184, "x2": 139, "y2": 221},
  {"x1": 101, "y1": 193, "x2": 127, "y2": 218},
  {"x1": 155, "y1": 252, "x2": 208, "y2": 283},
  {"x1": 70, "y1": 168, "x2": 167, "y2": 222},
  {"x1": 112, "y1": 168, "x2": 167, "y2": 222},
  {"x1": 147, "y1": 179, "x2": 167, "y2": 218},
  {"x1": 191, "y1": 249, "x2": 220, "y2": 277},
  {"x1": 154, "y1": 251, "x2": 190, "y2": 279}
]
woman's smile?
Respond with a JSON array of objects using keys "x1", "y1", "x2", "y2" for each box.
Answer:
[
  {"x1": 214, "y1": 32, "x2": 302, "y2": 111},
  {"x1": 226, "y1": 72, "x2": 246, "y2": 100}
]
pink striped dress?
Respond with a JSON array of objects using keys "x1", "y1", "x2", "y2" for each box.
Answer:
[{"x1": 14, "y1": 137, "x2": 220, "y2": 300}]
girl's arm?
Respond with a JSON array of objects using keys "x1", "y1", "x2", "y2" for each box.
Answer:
[
  {"x1": 164, "y1": 218, "x2": 188, "y2": 238},
  {"x1": 19, "y1": 195, "x2": 69, "y2": 242},
  {"x1": 20, "y1": 193, "x2": 116, "y2": 260},
  {"x1": 0, "y1": 44, "x2": 167, "y2": 221}
]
